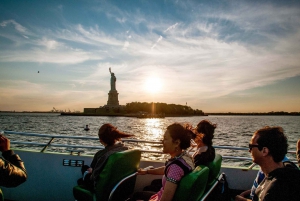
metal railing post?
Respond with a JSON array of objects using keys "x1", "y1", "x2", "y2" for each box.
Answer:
[{"x1": 41, "y1": 137, "x2": 54, "y2": 152}]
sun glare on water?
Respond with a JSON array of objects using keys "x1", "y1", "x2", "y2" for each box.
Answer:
[{"x1": 144, "y1": 77, "x2": 163, "y2": 93}]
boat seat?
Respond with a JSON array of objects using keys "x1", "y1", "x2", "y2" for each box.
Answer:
[
  {"x1": 73, "y1": 149, "x2": 141, "y2": 201},
  {"x1": 172, "y1": 165, "x2": 210, "y2": 201},
  {"x1": 205, "y1": 153, "x2": 222, "y2": 189}
]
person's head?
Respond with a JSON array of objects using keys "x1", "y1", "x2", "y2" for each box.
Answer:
[
  {"x1": 98, "y1": 123, "x2": 133, "y2": 146},
  {"x1": 195, "y1": 120, "x2": 216, "y2": 146},
  {"x1": 249, "y1": 126, "x2": 288, "y2": 164},
  {"x1": 162, "y1": 123, "x2": 194, "y2": 156}
]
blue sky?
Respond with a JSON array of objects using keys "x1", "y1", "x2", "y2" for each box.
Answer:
[{"x1": 1, "y1": 0, "x2": 300, "y2": 113}]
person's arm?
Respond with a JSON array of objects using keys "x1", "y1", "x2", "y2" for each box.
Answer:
[
  {"x1": 235, "y1": 195, "x2": 251, "y2": 201},
  {"x1": 159, "y1": 163, "x2": 186, "y2": 201},
  {"x1": 240, "y1": 189, "x2": 251, "y2": 197},
  {"x1": 138, "y1": 166, "x2": 165, "y2": 175},
  {"x1": 235, "y1": 189, "x2": 251, "y2": 201},
  {"x1": 0, "y1": 135, "x2": 27, "y2": 187},
  {"x1": 159, "y1": 181, "x2": 177, "y2": 201}
]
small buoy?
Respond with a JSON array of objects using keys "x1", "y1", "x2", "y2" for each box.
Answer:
[{"x1": 84, "y1": 125, "x2": 90, "y2": 131}]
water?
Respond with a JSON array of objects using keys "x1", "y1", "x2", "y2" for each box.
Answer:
[{"x1": 1, "y1": 113, "x2": 299, "y2": 166}]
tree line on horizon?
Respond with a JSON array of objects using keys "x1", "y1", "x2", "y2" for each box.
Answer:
[
  {"x1": 125, "y1": 102, "x2": 204, "y2": 115},
  {"x1": 206, "y1": 111, "x2": 300, "y2": 115}
]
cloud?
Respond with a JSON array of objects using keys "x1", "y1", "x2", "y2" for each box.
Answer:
[
  {"x1": 1, "y1": 1, "x2": 300, "y2": 112},
  {"x1": 0, "y1": 48, "x2": 103, "y2": 64},
  {"x1": 151, "y1": 35, "x2": 163, "y2": 49},
  {"x1": 123, "y1": 41, "x2": 130, "y2": 50},
  {"x1": 164, "y1": 23, "x2": 178, "y2": 33},
  {"x1": 0, "y1": 20, "x2": 27, "y2": 33},
  {"x1": 37, "y1": 38, "x2": 60, "y2": 50}
]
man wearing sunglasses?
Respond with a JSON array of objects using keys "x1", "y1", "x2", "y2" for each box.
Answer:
[{"x1": 248, "y1": 126, "x2": 300, "y2": 201}]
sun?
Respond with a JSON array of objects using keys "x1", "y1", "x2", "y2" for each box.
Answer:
[{"x1": 144, "y1": 77, "x2": 163, "y2": 93}]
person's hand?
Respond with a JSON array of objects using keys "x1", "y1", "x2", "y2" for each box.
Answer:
[
  {"x1": 137, "y1": 168, "x2": 148, "y2": 175},
  {"x1": 87, "y1": 168, "x2": 93, "y2": 173},
  {"x1": 297, "y1": 139, "x2": 300, "y2": 152},
  {"x1": 235, "y1": 195, "x2": 248, "y2": 201},
  {"x1": 0, "y1": 135, "x2": 10, "y2": 152}
]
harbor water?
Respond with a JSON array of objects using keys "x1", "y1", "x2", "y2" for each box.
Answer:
[{"x1": 1, "y1": 113, "x2": 299, "y2": 166}]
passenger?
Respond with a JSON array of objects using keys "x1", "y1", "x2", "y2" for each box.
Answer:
[
  {"x1": 235, "y1": 155, "x2": 290, "y2": 201},
  {"x1": 297, "y1": 139, "x2": 300, "y2": 167},
  {"x1": 190, "y1": 120, "x2": 216, "y2": 166},
  {"x1": 247, "y1": 126, "x2": 300, "y2": 201},
  {"x1": 78, "y1": 123, "x2": 133, "y2": 191},
  {"x1": 0, "y1": 134, "x2": 27, "y2": 187},
  {"x1": 132, "y1": 123, "x2": 195, "y2": 201}
]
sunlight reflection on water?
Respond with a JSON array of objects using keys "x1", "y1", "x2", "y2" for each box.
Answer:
[{"x1": 1, "y1": 113, "x2": 299, "y2": 166}]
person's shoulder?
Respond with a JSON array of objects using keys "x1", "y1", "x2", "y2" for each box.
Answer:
[
  {"x1": 283, "y1": 161, "x2": 299, "y2": 170},
  {"x1": 94, "y1": 149, "x2": 106, "y2": 157},
  {"x1": 273, "y1": 165, "x2": 300, "y2": 184}
]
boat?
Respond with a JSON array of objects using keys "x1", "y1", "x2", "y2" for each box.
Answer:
[
  {"x1": 1, "y1": 131, "x2": 298, "y2": 201},
  {"x1": 136, "y1": 113, "x2": 165, "y2": 118}
]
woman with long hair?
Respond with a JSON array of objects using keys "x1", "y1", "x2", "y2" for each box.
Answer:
[
  {"x1": 79, "y1": 123, "x2": 133, "y2": 190},
  {"x1": 191, "y1": 120, "x2": 216, "y2": 167}
]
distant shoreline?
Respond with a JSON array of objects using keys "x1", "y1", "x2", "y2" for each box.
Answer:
[
  {"x1": 206, "y1": 112, "x2": 300, "y2": 116},
  {"x1": 1, "y1": 111, "x2": 299, "y2": 116}
]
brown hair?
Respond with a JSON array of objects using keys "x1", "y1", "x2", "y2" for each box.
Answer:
[
  {"x1": 255, "y1": 126, "x2": 288, "y2": 162},
  {"x1": 98, "y1": 123, "x2": 134, "y2": 146},
  {"x1": 167, "y1": 123, "x2": 194, "y2": 149},
  {"x1": 196, "y1": 120, "x2": 216, "y2": 146}
]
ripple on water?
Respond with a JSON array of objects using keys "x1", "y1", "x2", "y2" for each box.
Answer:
[{"x1": 1, "y1": 114, "x2": 300, "y2": 166}]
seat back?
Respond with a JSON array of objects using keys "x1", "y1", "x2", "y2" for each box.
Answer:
[
  {"x1": 172, "y1": 165, "x2": 210, "y2": 201},
  {"x1": 205, "y1": 154, "x2": 222, "y2": 188},
  {"x1": 94, "y1": 149, "x2": 141, "y2": 201},
  {"x1": 108, "y1": 172, "x2": 138, "y2": 201}
]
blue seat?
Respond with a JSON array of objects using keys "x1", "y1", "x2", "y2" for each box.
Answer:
[
  {"x1": 73, "y1": 149, "x2": 141, "y2": 201},
  {"x1": 172, "y1": 165, "x2": 210, "y2": 201}
]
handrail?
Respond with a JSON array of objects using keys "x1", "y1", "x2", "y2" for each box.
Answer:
[
  {"x1": 200, "y1": 173, "x2": 224, "y2": 201},
  {"x1": 4, "y1": 131, "x2": 162, "y2": 144},
  {"x1": 108, "y1": 172, "x2": 138, "y2": 201},
  {"x1": 3, "y1": 130, "x2": 297, "y2": 157}
]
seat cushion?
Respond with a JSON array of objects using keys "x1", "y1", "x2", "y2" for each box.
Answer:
[{"x1": 73, "y1": 185, "x2": 94, "y2": 201}]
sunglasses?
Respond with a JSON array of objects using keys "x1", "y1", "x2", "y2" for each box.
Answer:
[{"x1": 249, "y1": 144, "x2": 261, "y2": 151}]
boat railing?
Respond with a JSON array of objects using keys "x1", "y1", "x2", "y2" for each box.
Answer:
[{"x1": 2, "y1": 131, "x2": 297, "y2": 162}]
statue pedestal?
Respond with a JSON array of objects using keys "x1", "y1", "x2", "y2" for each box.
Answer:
[{"x1": 107, "y1": 90, "x2": 119, "y2": 106}]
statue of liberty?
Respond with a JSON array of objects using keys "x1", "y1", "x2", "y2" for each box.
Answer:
[{"x1": 109, "y1": 67, "x2": 117, "y2": 91}]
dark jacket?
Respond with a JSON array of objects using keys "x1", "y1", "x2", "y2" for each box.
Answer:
[
  {"x1": 91, "y1": 143, "x2": 128, "y2": 182},
  {"x1": 254, "y1": 161, "x2": 300, "y2": 201},
  {"x1": 0, "y1": 150, "x2": 27, "y2": 187},
  {"x1": 193, "y1": 146, "x2": 215, "y2": 167}
]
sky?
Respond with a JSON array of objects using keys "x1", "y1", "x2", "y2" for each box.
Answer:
[{"x1": 1, "y1": 0, "x2": 300, "y2": 113}]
